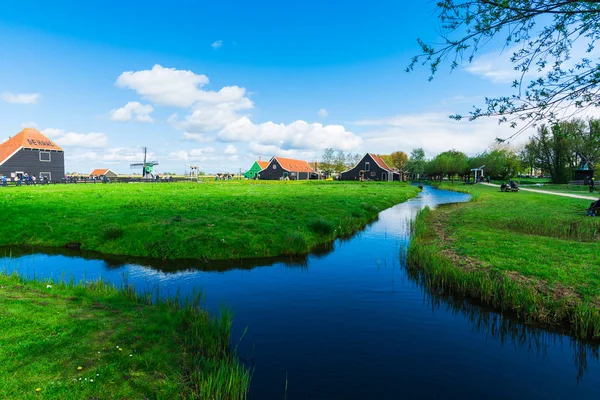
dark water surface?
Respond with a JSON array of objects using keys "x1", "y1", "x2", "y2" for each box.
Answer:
[{"x1": 4, "y1": 186, "x2": 600, "y2": 399}]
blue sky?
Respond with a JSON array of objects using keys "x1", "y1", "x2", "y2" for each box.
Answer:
[{"x1": 0, "y1": 0, "x2": 528, "y2": 174}]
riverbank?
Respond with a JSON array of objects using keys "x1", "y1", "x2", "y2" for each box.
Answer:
[
  {"x1": 0, "y1": 181, "x2": 419, "y2": 260},
  {"x1": 0, "y1": 272, "x2": 249, "y2": 399},
  {"x1": 408, "y1": 183, "x2": 600, "y2": 339}
]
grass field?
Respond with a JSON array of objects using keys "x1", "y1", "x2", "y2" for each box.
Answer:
[
  {"x1": 408, "y1": 183, "x2": 600, "y2": 338},
  {"x1": 0, "y1": 272, "x2": 249, "y2": 399},
  {"x1": 0, "y1": 180, "x2": 419, "y2": 260}
]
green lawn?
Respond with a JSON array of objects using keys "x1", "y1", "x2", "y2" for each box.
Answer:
[
  {"x1": 408, "y1": 183, "x2": 600, "y2": 338},
  {"x1": 0, "y1": 181, "x2": 419, "y2": 260},
  {"x1": 0, "y1": 273, "x2": 249, "y2": 399}
]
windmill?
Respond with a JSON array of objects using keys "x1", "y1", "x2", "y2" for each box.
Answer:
[
  {"x1": 130, "y1": 147, "x2": 159, "y2": 179},
  {"x1": 187, "y1": 164, "x2": 201, "y2": 181}
]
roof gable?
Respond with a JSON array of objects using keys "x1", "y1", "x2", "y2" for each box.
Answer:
[
  {"x1": 273, "y1": 157, "x2": 315, "y2": 172},
  {"x1": 257, "y1": 160, "x2": 269, "y2": 169},
  {"x1": 0, "y1": 128, "x2": 62, "y2": 165},
  {"x1": 90, "y1": 168, "x2": 111, "y2": 176},
  {"x1": 369, "y1": 153, "x2": 394, "y2": 172}
]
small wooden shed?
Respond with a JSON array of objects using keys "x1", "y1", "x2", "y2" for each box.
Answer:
[
  {"x1": 244, "y1": 160, "x2": 269, "y2": 179},
  {"x1": 340, "y1": 153, "x2": 399, "y2": 181},
  {"x1": 258, "y1": 156, "x2": 318, "y2": 180}
]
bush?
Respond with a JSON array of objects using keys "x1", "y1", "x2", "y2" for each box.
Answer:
[{"x1": 308, "y1": 218, "x2": 334, "y2": 235}]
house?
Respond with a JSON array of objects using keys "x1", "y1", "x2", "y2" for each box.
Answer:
[
  {"x1": 573, "y1": 159, "x2": 595, "y2": 185},
  {"x1": 258, "y1": 156, "x2": 318, "y2": 180},
  {"x1": 0, "y1": 128, "x2": 64, "y2": 182},
  {"x1": 90, "y1": 168, "x2": 118, "y2": 178},
  {"x1": 339, "y1": 153, "x2": 400, "y2": 181},
  {"x1": 244, "y1": 160, "x2": 269, "y2": 179}
]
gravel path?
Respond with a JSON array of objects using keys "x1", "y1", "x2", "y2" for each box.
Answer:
[{"x1": 480, "y1": 182, "x2": 598, "y2": 201}]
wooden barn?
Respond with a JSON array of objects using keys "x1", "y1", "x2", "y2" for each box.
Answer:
[
  {"x1": 244, "y1": 160, "x2": 269, "y2": 179},
  {"x1": 258, "y1": 156, "x2": 318, "y2": 180},
  {"x1": 90, "y1": 168, "x2": 118, "y2": 178},
  {"x1": 340, "y1": 153, "x2": 400, "y2": 181},
  {"x1": 0, "y1": 128, "x2": 64, "y2": 182}
]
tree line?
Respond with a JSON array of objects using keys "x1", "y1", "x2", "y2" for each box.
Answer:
[{"x1": 322, "y1": 118, "x2": 600, "y2": 183}]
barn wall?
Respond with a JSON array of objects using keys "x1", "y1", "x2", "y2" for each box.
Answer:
[
  {"x1": 0, "y1": 148, "x2": 65, "y2": 181},
  {"x1": 340, "y1": 154, "x2": 388, "y2": 181},
  {"x1": 258, "y1": 159, "x2": 286, "y2": 180}
]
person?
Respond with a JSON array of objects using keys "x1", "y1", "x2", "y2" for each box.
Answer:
[{"x1": 590, "y1": 177, "x2": 595, "y2": 193}]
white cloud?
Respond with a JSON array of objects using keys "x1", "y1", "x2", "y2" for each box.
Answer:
[
  {"x1": 171, "y1": 93, "x2": 253, "y2": 133},
  {"x1": 218, "y1": 117, "x2": 361, "y2": 151},
  {"x1": 109, "y1": 101, "x2": 154, "y2": 123},
  {"x1": 354, "y1": 112, "x2": 531, "y2": 157},
  {"x1": 20, "y1": 121, "x2": 39, "y2": 128},
  {"x1": 224, "y1": 144, "x2": 237, "y2": 155},
  {"x1": 168, "y1": 147, "x2": 216, "y2": 161},
  {"x1": 212, "y1": 40, "x2": 223, "y2": 49},
  {"x1": 116, "y1": 64, "x2": 211, "y2": 107},
  {"x1": 317, "y1": 108, "x2": 328, "y2": 117},
  {"x1": 42, "y1": 128, "x2": 109, "y2": 148},
  {"x1": 1, "y1": 92, "x2": 40, "y2": 104},
  {"x1": 181, "y1": 132, "x2": 214, "y2": 143}
]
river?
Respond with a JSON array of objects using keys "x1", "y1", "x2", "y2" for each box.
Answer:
[{"x1": 3, "y1": 186, "x2": 600, "y2": 399}]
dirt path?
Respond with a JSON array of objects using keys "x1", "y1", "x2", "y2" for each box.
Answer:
[{"x1": 480, "y1": 182, "x2": 598, "y2": 200}]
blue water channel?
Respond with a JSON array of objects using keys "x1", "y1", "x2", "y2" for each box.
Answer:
[{"x1": 3, "y1": 186, "x2": 600, "y2": 399}]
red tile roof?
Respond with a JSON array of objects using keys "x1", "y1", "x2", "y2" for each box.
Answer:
[
  {"x1": 90, "y1": 169, "x2": 110, "y2": 176},
  {"x1": 257, "y1": 161, "x2": 269, "y2": 169},
  {"x1": 274, "y1": 157, "x2": 315, "y2": 172},
  {"x1": 0, "y1": 128, "x2": 63, "y2": 165},
  {"x1": 369, "y1": 153, "x2": 394, "y2": 172}
]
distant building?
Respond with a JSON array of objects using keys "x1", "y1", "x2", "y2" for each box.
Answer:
[
  {"x1": 258, "y1": 156, "x2": 318, "y2": 180},
  {"x1": 0, "y1": 128, "x2": 64, "y2": 182},
  {"x1": 90, "y1": 168, "x2": 118, "y2": 178},
  {"x1": 339, "y1": 153, "x2": 400, "y2": 181},
  {"x1": 573, "y1": 160, "x2": 595, "y2": 185},
  {"x1": 244, "y1": 160, "x2": 269, "y2": 179}
]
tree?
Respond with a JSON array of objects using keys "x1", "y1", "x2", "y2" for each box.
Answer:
[
  {"x1": 524, "y1": 124, "x2": 573, "y2": 183},
  {"x1": 406, "y1": 148, "x2": 427, "y2": 178},
  {"x1": 390, "y1": 151, "x2": 408, "y2": 171},
  {"x1": 333, "y1": 150, "x2": 347, "y2": 173},
  {"x1": 409, "y1": 1, "x2": 600, "y2": 135},
  {"x1": 470, "y1": 149, "x2": 521, "y2": 180},
  {"x1": 429, "y1": 150, "x2": 469, "y2": 182},
  {"x1": 346, "y1": 152, "x2": 362, "y2": 168},
  {"x1": 321, "y1": 148, "x2": 335, "y2": 175},
  {"x1": 523, "y1": 118, "x2": 600, "y2": 182}
]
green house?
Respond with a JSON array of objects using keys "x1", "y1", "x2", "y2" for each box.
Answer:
[{"x1": 244, "y1": 160, "x2": 269, "y2": 179}]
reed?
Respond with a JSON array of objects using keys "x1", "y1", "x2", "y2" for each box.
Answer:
[{"x1": 408, "y1": 200, "x2": 600, "y2": 339}]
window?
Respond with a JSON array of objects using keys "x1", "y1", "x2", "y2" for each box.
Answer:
[
  {"x1": 371, "y1": 172, "x2": 376, "y2": 177},
  {"x1": 273, "y1": 164, "x2": 277, "y2": 169},
  {"x1": 39, "y1": 151, "x2": 51, "y2": 162},
  {"x1": 365, "y1": 162, "x2": 370, "y2": 171}
]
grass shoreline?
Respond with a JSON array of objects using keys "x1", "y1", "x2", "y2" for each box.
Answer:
[
  {"x1": 0, "y1": 181, "x2": 420, "y2": 261},
  {"x1": 408, "y1": 183, "x2": 600, "y2": 339},
  {"x1": 0, "y1": 271, "x2": 250, "y2": 399}
]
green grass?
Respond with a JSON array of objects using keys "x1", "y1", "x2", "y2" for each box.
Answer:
[
  {"x1": 408, "y1": 183, "x2": 600, "y2": 338},
  {"x1": 0, "y1": 272, "x2": 249, "y2": 399},
  {"x1": 0, "y1": 180, "x2": 419, "y2": 260}
]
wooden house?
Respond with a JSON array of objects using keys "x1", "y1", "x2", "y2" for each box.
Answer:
[
  {"x1": 244, "y1": 160, "x2": 269, "y2": 179},
  {"x1": 0, "y1": 128, "x2": 64, "y2": 182},
  {"x1": 340, "y1": 153, "x2": 400, "y2": 181},
  {"x1": 258, "y1": 156, "x2": 318, "y2": 180},
  {"x1": 90, "y1": 168, "x2": 118, "y2": 178}
]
